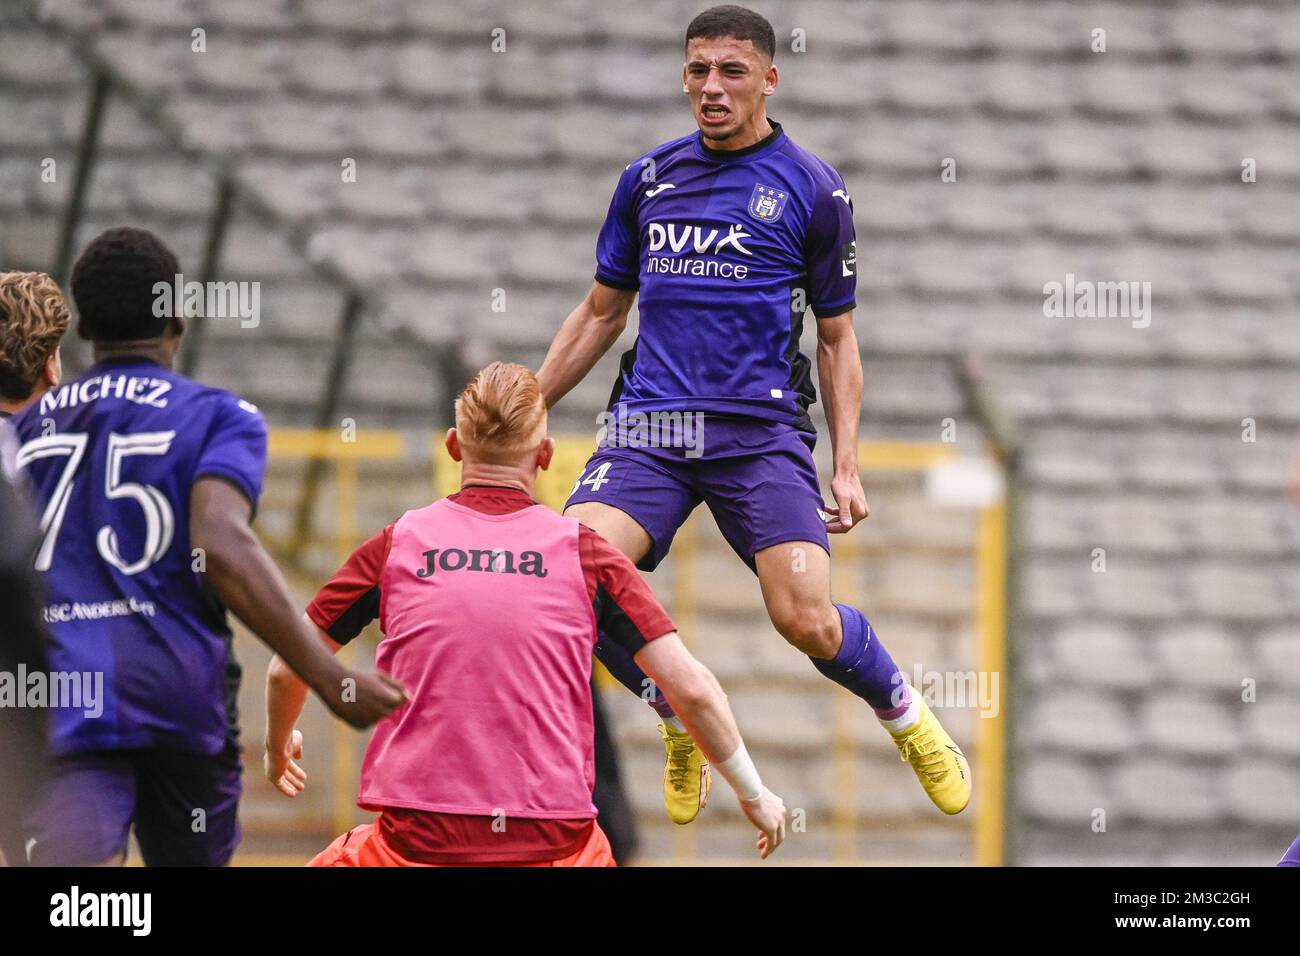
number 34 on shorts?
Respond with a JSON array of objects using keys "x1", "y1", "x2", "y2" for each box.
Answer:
[{"x1": 570, "y1": 461, "x2": 614, "y2": 497}]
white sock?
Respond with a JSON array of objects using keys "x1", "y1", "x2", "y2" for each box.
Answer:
[
  {"x1": 664, "y1": 716, "x2": 686, "y2": 733},
  {"x1": 879, "y1": 691, "x2": 922, "y2": 734}
]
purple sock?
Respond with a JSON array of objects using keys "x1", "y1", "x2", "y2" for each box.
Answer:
[{"x1": 810, "y1": 604, "x2": 908, "y2": 714}]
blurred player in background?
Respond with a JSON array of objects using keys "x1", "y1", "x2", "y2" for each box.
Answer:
[
  {"x1": 0, "y1": 271, "x2": 68, "y2": 478},
  {"x1": 10, "y1": 227, "x2": 405, "y2": 866},
  {"x1": 0, "y1": 454, "x2": 49, "y2": 867},
  {"x1": 266, "y1": 362, "x2": 786, "y2": 865},
  {"x1": 0, "y1": 270, "x2": 68, "y2": 865},
  {"x1": 538, "y1": 5, "x2": 970, "y2": 824}
]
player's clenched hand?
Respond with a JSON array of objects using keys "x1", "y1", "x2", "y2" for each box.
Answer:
[
  {"x1": 738, "y1": 787, "x2": 786, "y2": 860},
  {"x1": 825, "y1": 470, "x2": 869, "y2": 534},
  {"x1": 325, "y1": 670, "x2": 408, "y2": 729},
  {"x1": 265, "y1": 729, "x2": 306, "y2": 798}
]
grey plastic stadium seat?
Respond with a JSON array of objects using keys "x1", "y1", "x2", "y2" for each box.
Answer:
[
  {"x1": 1175, "y1": 68, "x2": 1274, "y2": 124},
  {"x1": 881, "y1": 61, "x2": 979, "y2": 115},
  {"x1": 1151, "y1": 623, "x2": 1244, "y2": 691},
  {"x1": 1189, "y1": 499, "x2": 1283, "y2": 555},
  {"x1": 201, "y1": 0, "x2": 297, "y2": 34},
  {"x1": 1220, "y1": 762, "x2": 1300, "y2": 825},
  {"x1": 1091, "y1": 563, "x2": 1186, "y2": 619},
  {"x1": 788, "y1": 0, "x2": 877, "y2": 50},
  {"x1": 981, "y1": 63, "x2": 1070, "y2": 119},
  {"x1": 1022, "y1": 435, "x2": 1119, "y2": 490},
  {"x1": 405, "y1": 226, "x2": 499, "y2": 283},
  {"x1": 1036, "y1": 122, "x2": 1133, "y2": 178},
  {"x1": 487, "y1": 47, "x2": 584, "y2": 103},
  {"x1": 105, "y1": 0, "x2": 196, "y2": 29},
  {"x1": 0, "y1": 27, "x2": 80, "y2": 89},
  {"x1": 449, "y1": 108, "x2": 555, "y2": 162},
  {"x1": 1017, "y1": 758, "x2": 1109, "y2": 825},
  {"x1": 1022, "y1": 492, "x2": 1093, "y2": 552},
  {"x1": 1028, "y1": 690, "x2": 1136, "y2": 756},
  {"x1": 530, "y1": 168, "x2": 615, "y2": 227},
  {"x1": 1077, "y1": 64, "x2": 1171, "y2": 120},
  {"x1": 1127, "y1": 436, "x2": 1221, "y2": 492},
  {"x1": 285, "y1": 40, "x2": 391, "y2": 99},
  {"x1": 1059, "y1": 3, "x2": 1168, "y2": 57},
  {"x1": 299, "y1": 0, "x2": 403, "y2": 34},
  {"x1": 1093, "y1": 496, "x2": 1185, "y2": 555},
  {"x1": 1241, "y1": 698, "x2": 1300, "y2": 758},
  {"x1": 392, "y1": 43, "x2": 486, "y2": 101},
  {"x1": 91, "y1": 32, "x2": 190, "y2": 94},
  {"x1": 1171, "y1": 5, "x2": 1270, "y2": 57},
  {"x1": 1254, "y1": 627, "x2": 1300, "y2": 688},
  {"x1": 1111, "y1": 757, "x2": 1221, "y2": 824},
  {"x1": 974, "y1": 2, "x2": 1069, "y2": 55},
  {"x1": 1188, "y1": 563, "x2": 1284, "y2": 621},
  {"x1": 506, "y1": 230, "x2": 596, "y2": 285},
  {"x1": 190, "y1": 39, "x2": 287, "y2": 97},
  {"x1": 1142, "y1": 191, "x2": 1230, "y2": 243},
  {"x1": 126, "y1": 160, "x2": 216, "y2": 218},
  {"x1": 1134, "y1": 123, "x2": 1235, "y2": 180},
  {"x1": 237, "y1": 161, "x2": 340, "y2": 225},
  {"x1": 1138, "y1": 693, "x2": 1238, "y2": 758},
  {"x1": 425, "y1": 166, "x2": 534, "y2": 225},
  {"x1": 1053, "y1": 622, "x2": 1153, "y2": 689}
]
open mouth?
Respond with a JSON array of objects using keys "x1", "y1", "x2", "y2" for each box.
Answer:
[{"x1": 700, "y1": 104, "x2": 730, "y2": 123}]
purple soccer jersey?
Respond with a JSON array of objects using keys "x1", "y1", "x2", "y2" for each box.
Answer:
[
  {"x1": 595, "y1": 120, "x2": 857, "y2": 431},
  {"x1": 11, "y1": 356, "x2": 267, "y2": 757}
]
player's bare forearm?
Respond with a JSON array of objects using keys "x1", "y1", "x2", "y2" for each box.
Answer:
[
  {"x1": 635, "y1": 634, "x2": 742, "y2": 764},
  {"x1": 265, "y1": 656, "x2": 309, "y2": 757},
  {"x1": 536, "y1": 281, "x2": 635, "y2": 408},
  {"x1": 264, "y1": 616, "x2": 330, "y2": 755},
  {"x1": 816, "y1": 312, "x2": 862, "y2": 474},
  {"x1": 816, "y1": 313, "x2": 870, "y2": 529}
]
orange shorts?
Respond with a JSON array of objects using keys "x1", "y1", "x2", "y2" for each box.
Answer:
[{"x1": 307, "y1": 819, "x2": 617, "y2": 868}]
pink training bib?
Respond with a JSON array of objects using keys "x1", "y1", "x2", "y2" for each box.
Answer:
[{"x1": 358, "y1": 497, "x2": 598, "y2": 819}]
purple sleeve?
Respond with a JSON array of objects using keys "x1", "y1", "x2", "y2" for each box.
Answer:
[
  {"x1": 194, "y1": 395, "x2": 268, "y2": 512},
  {"x1": 594, "y1": 163, "x2": 642, "y2": 292},
  {"x1": 804, "y1": 171, "x2": 857, "y2": 318}
]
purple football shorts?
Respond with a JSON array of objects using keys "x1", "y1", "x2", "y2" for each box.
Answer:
[
  {"x1": 24, "y1": 742, "x2": 243, "y2": 866},
  {"x1": 565, "y1": 414, "x2": 830, "y2": 572}
]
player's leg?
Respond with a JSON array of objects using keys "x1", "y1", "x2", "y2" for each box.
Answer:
[
  {"x1": 24, "y1": 751, "x2": 136, "y2": 866},
  {"x1": 1279, "y1": 835, "x2": 1300, "y2": 867},
  {"x1": 131, "y1": 740, "x2": 242, "y2": 866},
  {"x1": 565, "y1": 448, "x2": 710, "y2": 824},
  {"x1": 702, "y1": 423, "x2": 970, "y2": 814},
  {"x1": 753, "y1": 542, "x2": 970, "y2": 814}
]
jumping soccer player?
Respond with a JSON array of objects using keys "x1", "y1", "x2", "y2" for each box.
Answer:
[
  {"x1": 536, "y1": 5, "x2": 971, "y2": 824},
  {"x1": 266, "y1": 362, "x2": 786, "y2": 865},
  {"x1": 11, "y1": 227, "x2": 406, "y2": 866}
]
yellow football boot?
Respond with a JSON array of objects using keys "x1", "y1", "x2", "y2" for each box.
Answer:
[
  {"x1": 659, "y1": 723, "x2": 710, "y2": 824},
  {"x1": 889, "y1": 698, "x2": 971, "y2": 815}
]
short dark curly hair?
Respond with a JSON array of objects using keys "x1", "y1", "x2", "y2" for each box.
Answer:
[
  {"x1": 686, "y1": 5, "x2": 776, "y2": 62},
  {"x1": 71, "y1": 226, "x2": 181, "y2": 342}
]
